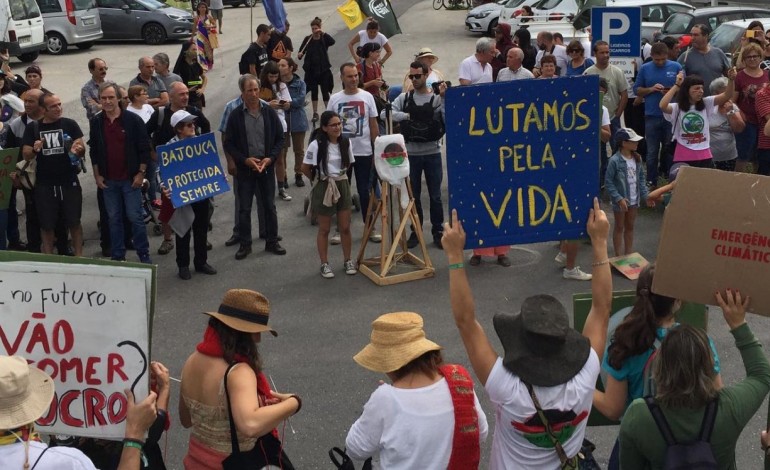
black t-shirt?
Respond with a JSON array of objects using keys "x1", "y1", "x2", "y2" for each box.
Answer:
[
  {"x1": 240, "y1": 42, "x2": 268, "y2": 75},
  {"x1": 177, "y1": 61, "x2": 205, "y2": 108},
  {"x1": 22, "y1": 117, "x2": 83, "y2": 186},
  {"x1": 267, "y1": 31, "x2": 293, "y2": 62}
]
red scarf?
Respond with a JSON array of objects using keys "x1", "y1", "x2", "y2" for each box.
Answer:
[
  {"x1": 439, "y1": 364, "x2": 481, "y2": 470},
  {"x1": 196, "y1": 325, "x2": 278, "y2": 439}
]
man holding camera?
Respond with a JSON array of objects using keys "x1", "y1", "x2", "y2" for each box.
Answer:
[{"x1": 386, "y1": 61, "x2": 446, "y2": 249}]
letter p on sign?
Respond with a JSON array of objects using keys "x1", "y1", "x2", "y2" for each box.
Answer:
[
  {"x1": 602, "y1": 13, "x2": 629, "y2": 40},
  {"x1": 590, "y1": 6, "x2": 641, "y2": 57}
]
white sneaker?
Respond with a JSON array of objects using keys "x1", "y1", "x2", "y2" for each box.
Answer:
[
  {"x1": 563, "y1": 267, "x2": 592, "y2": 281},
  {"x1": 320, "y1": 263, "x2": 334, "y2": 279},
  {"x1": 369, "y1": 231, "x2": 382, "y2": 243},
  {"x1": 330, "y1": 232, "x2": 341, "y2": 245},
  {"x1": 554, "y1": 251, "x2": 567, "y2": 266},
  {"x1": 279, "y1": 188, "x2": 292, "y2": 201},
  {"x1": 344, "y1": 259, "x2": 357, "y2": 275}
]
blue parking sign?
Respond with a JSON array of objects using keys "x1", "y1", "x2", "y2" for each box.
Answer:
[{"x1": 591, "y1": 7, "x2": 641, "y2": 57}]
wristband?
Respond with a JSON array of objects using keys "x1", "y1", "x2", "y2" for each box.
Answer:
[
  {"x1": 289, "y1": 394, "x2": 302, "y2": 414},
  {"x1": 591, "y1": 259, "x2": 610, "y2": 267},
  {"x1": 449, "y1": 263, "x2": 465, "y2": 270},
  {"x1": 123, "y1": 438, "x2": 144, "y2": 447}
]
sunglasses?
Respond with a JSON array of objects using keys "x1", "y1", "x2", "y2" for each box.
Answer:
[
  {"x1": 326, "y1": 122, "x2": 342, "y2": 127},
  {"x1": 744, "y1": 55, "x2": 761, "y2": 60},
  {"x1": 97, "y1": 67, "x2": 108, "y2": 72},
  {"x1": 408, "y1": 74, "x2": 423, "y2": 80}
]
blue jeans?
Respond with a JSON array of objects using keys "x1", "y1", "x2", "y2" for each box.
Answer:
[
  {"x1": 350, "y1": 155, "x2": 381, "y2": 223},
  {"x1": 146, "y1": 160, "x2": 159, "y2": 201},
  {"x1": 409, "y1": 153, "x2": 444, "y2": 238},
  {"x1": 735, "y1": 122, "x2": 758, "y2": 162},
  {"x1": 103, "y1": 179, "x2": 150, "y2": 260},
  {"x1": 645, "y1": 116, "x2": 672, "y2": 185}
]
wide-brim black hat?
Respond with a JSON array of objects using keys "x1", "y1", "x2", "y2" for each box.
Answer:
[{"x1": 493, "y1": 294, "x2": 590, "y2": 387}]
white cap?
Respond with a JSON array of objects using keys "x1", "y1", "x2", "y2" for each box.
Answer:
[{"x1": 170, "y1": 110, "x2": 196, "y2": 128}]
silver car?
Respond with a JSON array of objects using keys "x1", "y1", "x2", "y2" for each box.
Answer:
[
  {"x1": 36, "y1": 0, "x2": 103, "y2": 55},
  {"x1": 96, "y1": 0, "x2": 193, "y2": 45}
]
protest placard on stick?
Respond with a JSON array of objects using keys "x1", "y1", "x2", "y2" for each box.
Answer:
[
  {"x1": 444, "y1": 75, "x2": 601, "y2": 249},
  {"x1": 653, "y1": 167, "x2": 770, "y2": 314},
  {"x1": 0, "y1": 256, "x2": 153, "y2": 439},
  {"x1": 157, "y1": 132, "x2": 230, "y2": 209}
]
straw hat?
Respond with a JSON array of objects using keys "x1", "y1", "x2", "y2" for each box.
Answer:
[
  {"x1": 415, "y1": 47, "x2": 439, "y2": 64},
  {"x1": 354, "y1": 312, "x2": 441, "y2": 373},
  {"x1": 204, "y1": 289, "x2": 277, "y2": 336},
  {"x1": 493, "y1": 295, "x2": 590, "y2": 387},
  {"x1": 0, "y1": 356, "x2": 55, "y2": 429}
]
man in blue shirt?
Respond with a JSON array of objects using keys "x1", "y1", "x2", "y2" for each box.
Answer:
[{"x1": 634, "y1": 42, "x2": 682, "y2": 187}]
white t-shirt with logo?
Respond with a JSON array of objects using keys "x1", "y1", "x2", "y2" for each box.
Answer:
[
  {"x1": 303, "y1": 139, "x2": 355, "y2": 177},
  {"x1": 327, "y1": 89, "x2": 378, "y2": 156},
  {"x1": 665, "y1": 95, "x2": 719, "y2": 151},
  {"x1": 625, "y1": 156, "x2": 638, "y2": 205},
  {"x1": 484, "y1": 352, "x2": 600, "y2": 469}
]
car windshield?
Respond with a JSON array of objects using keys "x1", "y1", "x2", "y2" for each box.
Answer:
[
  {"x1": 504, "y1": 0, "x2": 526, "y2": 7},
  {"x1": 135, "y1": 0, "x2": 166, "y2": 10},
  {"x1": 709, "y1": 24, "x2": 742, "y2": 55},
  {"x1": 533, "y1": 0, "x2": 562, "y2": 10},
  {"x1": 662, "y1": 12, "x2": 693, "y2": 34},
  {"x1": 10, "y1": 0, "x2": 41, "y2": 20},
  {"x1": 73, "y1": 0, "x2": 96, "y2": 10}
]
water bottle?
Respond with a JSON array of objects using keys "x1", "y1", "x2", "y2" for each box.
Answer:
[{"x1": 63, "y1": 133, "x2": 86, "y2": 174}]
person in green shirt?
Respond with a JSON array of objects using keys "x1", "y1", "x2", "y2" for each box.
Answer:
[{"x1": 620, "y1": 289, "x2": 770, "y2": 469}]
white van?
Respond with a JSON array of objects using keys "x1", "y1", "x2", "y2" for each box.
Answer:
[{"x1": 0, "y1": 0, "x2": 46, "y2": 62}]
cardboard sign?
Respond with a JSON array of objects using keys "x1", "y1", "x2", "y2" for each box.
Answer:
[
  {"x1": 609, "y1": 252, "x2": 649, "y2": 280},
  {"x1": 157, "y1": 132, "x2": 230, "y2": 209},
  {"x1": 445, "y1": 76, "x2": 601, "y2": 248},
  {"x1": 0, "y1": 148, "x2": 17, "y2": 210},
  {"x1": 0, "y1": 259, "x2": 153, "y2": 439},
  {"x1": 653, "y1": 167, "x2": 770, "y2": 314}
]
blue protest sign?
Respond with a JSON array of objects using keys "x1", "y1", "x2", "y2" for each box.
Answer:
[
  {"x1": 591, "y1": 6, "x2": 642, "y2": 57},
  {"x1": 445, "y1": 75, "x2": 600, "y2": 249},
  {"x1": 157, "y1": 133, "x2": 230, "y2": 208}
]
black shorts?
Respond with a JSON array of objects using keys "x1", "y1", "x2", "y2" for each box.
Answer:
[
  {"x1": 34, "y1": 183, "x2": 82, "y2": 230},
  {"x1": 305, "y1": 69, "x2": 334, "y2": 94}
]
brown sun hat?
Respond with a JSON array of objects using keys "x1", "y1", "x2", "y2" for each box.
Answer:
[
  {"x1": 415, "y1": 47, "x2": 439, "y2": 64},
  {"x1": 354, "y1": 312, "x2": 441, "y2": 373},
  {"x1": 204, "y1": 289, "x2": 277, "y2": 336},
  {"x1": 0, "y1": 356, "x2": 55, "y2": 429},
  {"x1": 493, "y1": 294, "x2": 590, "y2": 387}
]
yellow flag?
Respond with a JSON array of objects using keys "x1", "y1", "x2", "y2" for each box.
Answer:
[{"x1": 337, "y1": 0, "x2": 365, "y2": 30}]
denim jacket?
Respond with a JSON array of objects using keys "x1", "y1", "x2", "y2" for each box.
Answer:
[
  {"x1": 605, "y1": 151, "x2": 649, "y2": 207},
  {"x1": 286, "y1": 73, "x2": 308, "y2": 133}
]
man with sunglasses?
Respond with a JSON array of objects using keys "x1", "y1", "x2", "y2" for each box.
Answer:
[
  {"x1": 81, "y1": 58, "x2": 109, "y2": 120},
  {"x1": 386, "y1": 61, "x2": 446, "y2": 249}
]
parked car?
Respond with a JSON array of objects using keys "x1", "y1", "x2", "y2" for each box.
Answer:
[
  {"x1": 499, "y1": 0, "x2": 579, "y2": 31},
  {"x1": 223, "y1": 0, "x2": 258, "y2": 7},
  {"x1": 35, "y1": 0, "x2": 103, "y2": 55},
  {"x1": 466, "y1": 0, "x2": 537, "y2": 36},
  {"x1": 96, "y1": 0, "x2": 193, "y2": 45},
  {"x1": 709, "y1": 18, "x2": 770, "y2": 60},
  {"x1": 569, "y1": 0, "x2": 693, "y2": 43},
  {"x1": 660, "y1": 6, "x2": 770, "y2": 41},
  {"x1": 0, "y1": 0, "x2": 46, "y2": 62}
]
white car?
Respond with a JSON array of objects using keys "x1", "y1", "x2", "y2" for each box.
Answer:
[
  {"x1": 709, "y1": 18, "x2": 770, "y2": 59},
  {"x1": 466, "y1": 0, "x2": 538, "y2": 36},
  {"x1": 499, "y1": 0, "x2": 579, "y2": 31}
]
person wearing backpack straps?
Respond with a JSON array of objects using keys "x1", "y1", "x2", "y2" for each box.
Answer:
[
  {"x1": 385, "y1": 60, "x2": 447, "y2": 250},
  {"x1": 593, "y1": 263, "x2": 723, "y2": 470},
  {"x1": 620, "y1": 289, "x2": 770, "y2": 469}
]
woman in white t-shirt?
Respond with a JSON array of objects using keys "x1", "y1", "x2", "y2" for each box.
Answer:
[
  {"x1": 347, "y1": 19, "x2": 393, "y2": 65},
  {"x1": 659, "y1": 69, "x2": 736, "y2": 168},
  {"x1": 346, "y1": 312, "x2": 488, "y2": 469},
  {"x1": 301, "y1": 111, "x2": 356, "y2": 279},
  {"x1": 125, "y1": 85, "x2": 154, "y2": 123}
]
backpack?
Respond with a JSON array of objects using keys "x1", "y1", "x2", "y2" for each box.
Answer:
[
  {"x1": 238, "y1": 43, "x2": 257, "y2": 74},
  {"x1": 644, "y1": 396, "x2": 719, "y2": 470},
  {"x1": 399, "y1": 91, "x2": 445, "y2": 143}
]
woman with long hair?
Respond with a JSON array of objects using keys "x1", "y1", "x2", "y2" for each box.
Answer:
[
  {"x1": 180, "y1": 289, "x2": 300, "y2": 469},
  {"x1": 346, "y1": 312, "x2": 488, "y2": 468},
  {"x1": 565, "y1": 40, "x2": 594, "y2": 76},
  {"x1": 259, "y1": 61, "x2": 292, "y2": 200},
  {"x1": 191, "y1": 1, "x2": 215, "y2": 71},
  {"x1": 301, "y1": 111, "x2": 356, "y2": 278},
  {"x1": 619, "y1": 289, "x2": 770, "y2": 468},
  {"x1": 593, "y1": 263, "x2": 722, "y2": 470},
  {"x1": 357, "y1": 42, "x2": 385, "y2": 97},
  {"x1": 279, "y1": 58, "x2": 309, "y2": 189},
  {"x1": 176, "y1": 43, "x2": 208, "y2": 109},
  {"x1": 297, "y1": 17, "x2": 335, "y2": 123},
  {"x1": 513, "y1": 28, "x2": 537, "y2": 71},
  {"x1": 732, "y1": 42, "x2": 768, "y2": 173},
  {"x1": 659, "y1": 69, "x2": 736, "y2": 169}
]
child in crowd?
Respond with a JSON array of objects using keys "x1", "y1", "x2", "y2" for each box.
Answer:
[{"x1": 605, "y1": 128, "x2": 650, "y2": 257}]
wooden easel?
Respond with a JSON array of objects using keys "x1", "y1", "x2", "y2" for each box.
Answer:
[{"x1": 356, "y1": 179, "x2": 435, "y2": 286}]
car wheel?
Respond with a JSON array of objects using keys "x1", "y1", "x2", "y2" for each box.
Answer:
[
  {"x1": 17, "y1": 52, "x2": 39, "y2": 62},
  {"x1": 487, "y1": 18, "x2": 498, "y2": 37},
  {"x1": 243, "y1": 0, "x2": 257, "y2": 6},
  {"x1": 76, "y1": 42, "x2": 94, "y2": 50},
  {"x1": 142, "y1": 23, "x2": 167, "y2": 45},
  {"x1": 46, "y1": 33, "x2": 68, "y2": 55}
]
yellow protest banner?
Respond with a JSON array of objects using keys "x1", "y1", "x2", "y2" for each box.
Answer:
[{"x1": 337, "y1": 0, "x2": 365, "y2": 30}]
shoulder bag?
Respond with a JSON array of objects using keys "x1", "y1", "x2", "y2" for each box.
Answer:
[{"x1": 222, "y1": 362, "x2": 296, "y2": 470}]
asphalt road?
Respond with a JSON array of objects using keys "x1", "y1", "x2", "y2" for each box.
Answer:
[{"x1": 12, "y1": 0, "x2": 770, "y2": 468}]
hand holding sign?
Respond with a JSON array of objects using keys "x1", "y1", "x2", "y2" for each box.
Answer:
[
  {"x1": 715, "y1": 289, "x2": 749, "y2": 330},
  {"x1": 124, "y1": 389, "x2": 157, "y2": 440}
]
